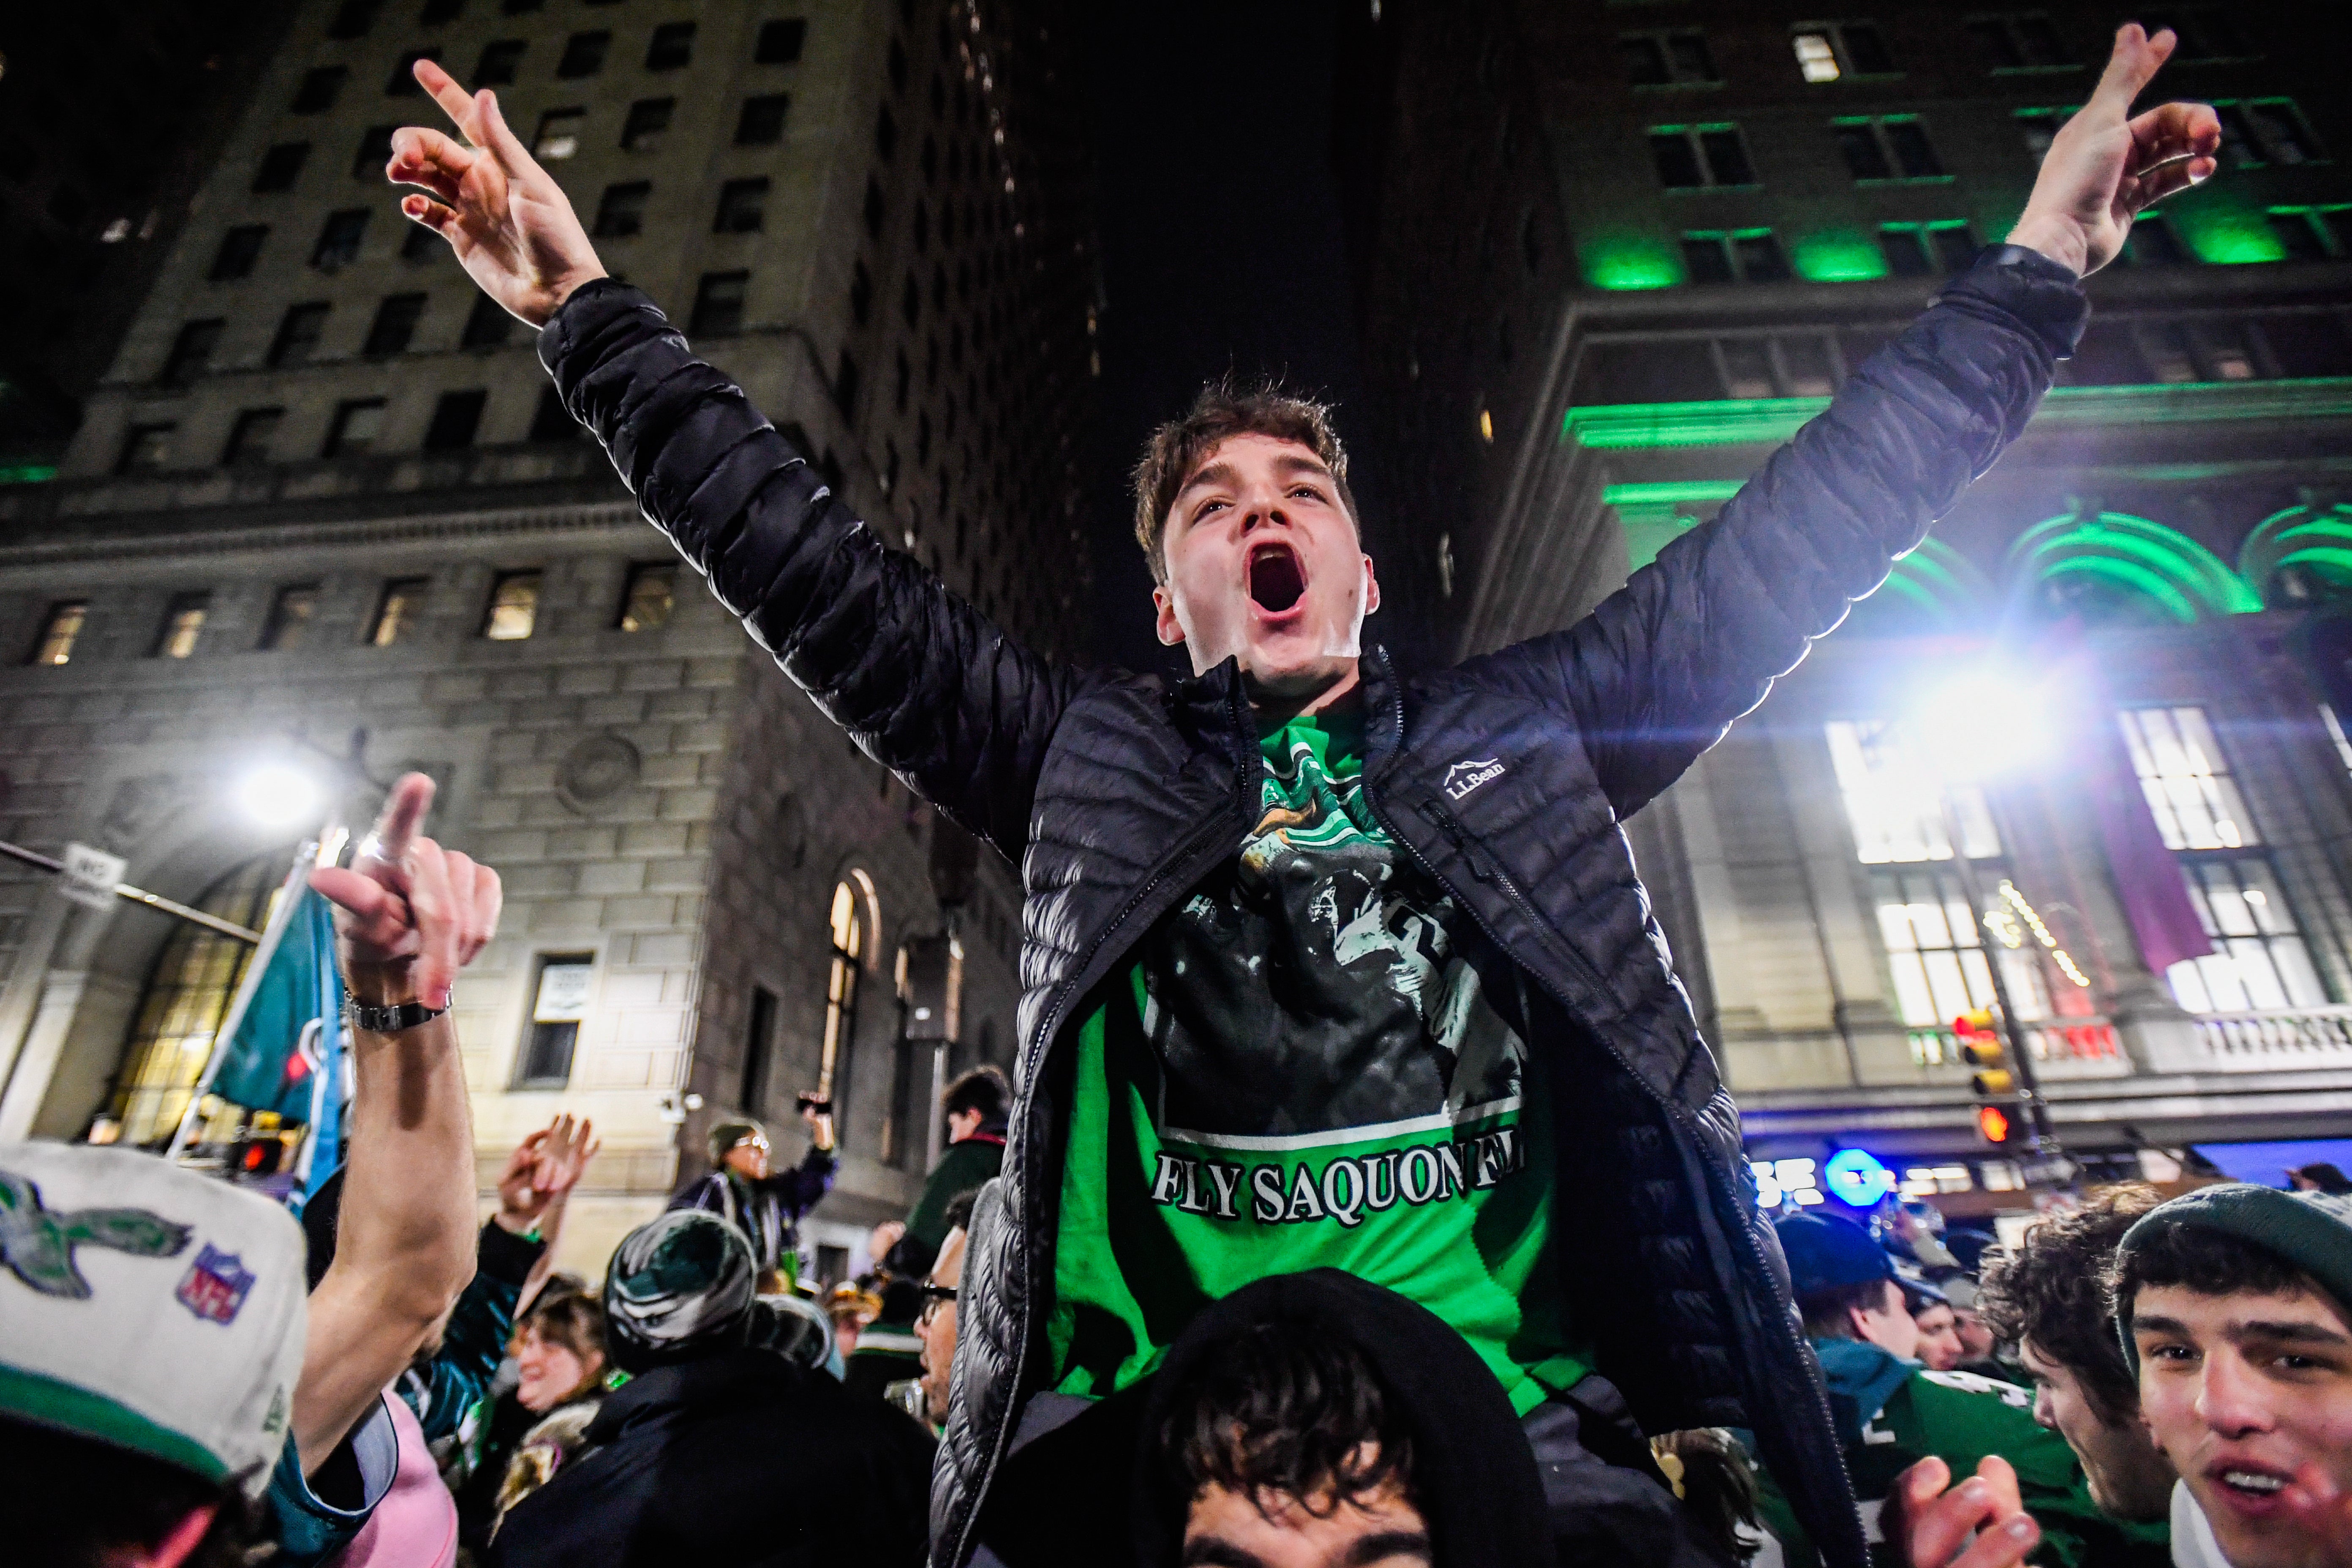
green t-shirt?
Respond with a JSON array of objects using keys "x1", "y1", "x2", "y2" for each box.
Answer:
[{"x1": 1047, "y1": 705, "x2": 1588, "y2": 1414}]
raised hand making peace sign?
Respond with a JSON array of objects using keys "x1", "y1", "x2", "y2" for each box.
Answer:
[
  {"x1": 2006, "y1": 24, "x2": 2222, "y2": 275},
  {"x1": 384, "y1": 57, "x2": 607, "y2": 328},
  {"x1": 308, "y1": 772, "x2": 502, "y2": 1013}
]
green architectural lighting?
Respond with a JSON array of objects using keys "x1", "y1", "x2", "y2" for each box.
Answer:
[
  {"x1": 2241, "y1": 503, "x2": 2352, "y2": 604},
  {"x1": 1851, "y1": 537, "x2": 1996, "y2": 632},
  {"x1": 1791, "y1": 229, "x2": 1890, "y2": 283},
  {"x1": 0, "y1": 464, "x2": 57, "y2": 486},
  {"x1": 1600, "y1": 480, "x2": 1746, "y2": 507},
  {"x1": 2010, "y1": 510, "x2": 2262, "y2": 622},
  {"x1": 2172, "y1": 199, "x2": 2288, "y2": 265},
  {"x1": 1580, "y1": 234, "x2": 1684, "y2": 291}
]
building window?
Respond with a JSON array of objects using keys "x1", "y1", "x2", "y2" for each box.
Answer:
[
  {"x1": 423, "y1": 389, "x2": 487, "y2": 450},
  {"x1": 715, "y1": 177, "x2": 769, "y2": 234},
  {"x1": 221, "y1": 408, "x2": 283, "y2": 468},
  {"x1": 849, "y1": 259, "x2": 873, "y2": 323},
  {"x1": 475, "y1": 38, "x2": 526, "y2": 85},
  {"x1": 111, "y1": 853, "x2": 288, "y2": 1146},
  {"x1": 875, "y1": 104, "x2": 898, "y2": 161},
  {"x1": 209, "y1": 226, "x2": 269, "y2": 282},
  {"x1": 1649, "y1": 124, "x2": 1756, "y2": 188},
  {"x1": 2268, "y1": 207, "x2": 2352, "y2": 261},
  {"x1": 292, "y1": 66, "x2": 348, "y2": 114},
  {"x1": 821, "y1": 880, "x2": 867, "y2": 1119},
  {"x1": 863, "y1": 174, "x2": 886, "y2": 237},
  {"x1": 158, "y1": 320, "x2": 223, "y2": 387},
  {"x1": 528, "y1": 385, "x2": 579, "y2": 443},
  {"x1": 515, "y1": 955, "x2": 594, "y2": 1087},
  {"x1": 1880, "y1": 221, "x2": 1976, "y2": 276},
  {"x1": 462, "y1": 294, "x2": 514, "y2": 348},
  {"x1": 757, "y1": 18, "x2": 808, "y2": 63},
  {"x1": 421, "y1": 0, "x2": 461, "y2": 22},
  {"x1": 324, "y1": 398, "x2": 386, "y2": 457},
  {"x1": 1682, "y1": 230, "x2": 1789, "y2": 284},
  {"x1": 1964, "y1": 13, "x2": 2077, "y2": 71},
  {"x1": 327, "y1": 0, "x2": 382, "y2": 40},
  {"x1": 259, "y1": 584, "x2": 319, "y2": 651},
  {"x1": 2213, "y1": 100, "x2": 2324, "y2": 169},
  {"x1": 400, "y1": 223, "x2": 441, "y2": 263},
  {"x1": 2117, "y1": 212, "x2": 2189, "y2": 267},
  {"x1": 1620, "y1": 29, "x2": 1718, "y2": 86},
  {"x1": 153, "y1": 593, "x2": 210, "y2": 659},
  {"x1": 253, "y1": 143, "x2": 310, "y2": 193},
  {"x1": 593, "y1": 182, "x2": 651, "y2": 238},
  {"x1": 1791, "y1": 21, "x2": 1895, "y2": 81},
  {"x1": 482, "y1": 570, "x2": 541, "y2": 639},
  {"x1": 2120, "y1": 706, "x2": 2256, "y2": 851},
  {"x1": 621, "y1": 97, "x2": 674, "y2": 152},
  {"x1": 1710, "y1": 334, "x2": 1839, "y2": 397},
  {"x1": 368, "y1": 578, "x2": 427, "y2": 645},
  {"x1": 118, "y1": 423, "x2": 177, "y2": 475},
  {"x1": 1826, "y1": 721, "x2": 2054, "y2": 1045},
  {"x1": 645, "y1": 21, "x2": 696, "y2": 71},
  {"x1": 691, "y1": 270, "x2": 749, "y2": 335},
  {"x1": 268, "y1": 302, "x2": 332, "y2": 367},
  {"x1": 533, "y1": 108, "x2": 585, "y2": 161},
  {"x1": 2146, "y1": 6, "x2": 2256, "y2": 62},
  {"x1": 352, "y1": 125, "x2": 397, "y2": 180},
  {"x1": 29, "y1": 602, "x2": 87, "y2": 666},
  {"x1": 364, "y1": 293, "x2": 427, "y2": 357},
  {"x1": 1835, "y1": 116, "x2": 1944, "y2": 180},
  {"x1": 618, "y1": 562, "x2": 676, "y2": 631},
  {"x1": 557, "y1": 31, "x2": 609, "y2": 78},
  {"x1": 737, "y1": 93, "x2": 790, "y2": 145},
  {"x1": 2014, "y1": 106, "x2": 2075, "y2": 163},
  {"x1": 741, "y1": 984, "x2": 779, "y2": 1113},
  {"x1": 834, "y1": 349, "x2": 860, "y2": 418},
  {"x1": 312, "y1": 209, "x2": 370, "y2": 271},
  {"x1": 387, "y1": 49, "x2": 438, "y2": 96}
]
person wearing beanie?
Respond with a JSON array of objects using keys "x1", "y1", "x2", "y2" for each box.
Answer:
[
  {"x1": 1757, "y1": 1210, "x2": 2170, "y2": 1568},
  {"x1": 2111, "y1": 1184, "x2": 2352, "y2": 1568},
  {"x1": 667, "y1": 1105, "x2": 837, "y2": 1293},
  {"x1": 489, "y1": 1210, "x2": 935, "y2": 1568}
]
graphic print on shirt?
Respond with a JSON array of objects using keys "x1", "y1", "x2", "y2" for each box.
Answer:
[{"x1": 1135, "y1": 721, "x2": 1529, "y2": 1162}]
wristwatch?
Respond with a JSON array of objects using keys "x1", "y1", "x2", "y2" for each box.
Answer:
[{"x1": 343, "y1": 996, "x2": 449, "y2": 1034}]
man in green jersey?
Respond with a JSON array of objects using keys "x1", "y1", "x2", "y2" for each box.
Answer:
[{"x1": 1768, "y1": 1211, "x2": 2171, "y2": 1568}]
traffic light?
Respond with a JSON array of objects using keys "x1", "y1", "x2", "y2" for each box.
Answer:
[
  {"x1": 1955, "y1": 1010, "x2": 2020, "y2": 1147},
  {"x1": 1975, "y1": 1103, "x2": 2014, "y2": 1146}
]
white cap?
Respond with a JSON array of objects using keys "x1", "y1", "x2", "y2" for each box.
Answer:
[{"x1": 0, "y1": 1141, "x2": 307, "y2": 1499}]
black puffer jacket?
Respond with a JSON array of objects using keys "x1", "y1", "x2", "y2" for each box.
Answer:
[{"x1": 539, "y1": 245, "x2": 2087, "y2": 1568}]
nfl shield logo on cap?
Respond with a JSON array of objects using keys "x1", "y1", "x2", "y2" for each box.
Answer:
[{"x1": 0, "y1": 1142, "x2": 307, "y2": 1499}]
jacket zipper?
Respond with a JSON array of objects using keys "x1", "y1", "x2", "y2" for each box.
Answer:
[
  {"x1": 956, "y1": 681, "x2": 1258, "y2": 1565},
  {"x1": 1364, "y1": 697, "x2": 1860, "y2": 1565}
]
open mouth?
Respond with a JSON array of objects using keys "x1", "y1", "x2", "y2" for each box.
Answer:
[
  {"x1": 2209, "y1": 1463, "x2": 2294, "y2": 1509},
  {"x1": 1248, "y1": 543, "x2": 1307, "y2": 615}
]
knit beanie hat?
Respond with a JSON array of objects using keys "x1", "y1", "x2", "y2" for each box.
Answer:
[
  {"x1": 2114, "y1": 1183, "x2": 2352, "y2": 1372},
  {"x1": 603, "y1": 1210, "x2": 756, "y2": 1374}
]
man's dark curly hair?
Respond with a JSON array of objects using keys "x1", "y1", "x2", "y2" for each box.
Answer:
[
  {"x1": 1155, "y1": 1317, "x2": 1415, "y2": 1521},
  {"x1": 1977, "y1": 1183, "x2": 2163, "y2": 1426},
  {"x1": 2108, "y1": 1212, "x2": 2327, "y2": 1318},
  {"x1": 1131, "y1": 378, "x2": 1360, "y2": 584}
]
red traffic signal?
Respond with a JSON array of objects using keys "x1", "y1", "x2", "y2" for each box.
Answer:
[{"x1": 1976, "y1": 1104, "x2": 2014, "y2": 1146}]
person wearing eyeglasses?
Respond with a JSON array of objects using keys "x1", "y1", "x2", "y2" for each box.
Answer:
[{"x1": 915, "y1": 1190, "x2": 982, "y2": 1430}]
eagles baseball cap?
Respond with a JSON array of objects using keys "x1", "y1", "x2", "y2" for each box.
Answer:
[
  {"x1": 0, "y1": 1142, "x2": 306, "y2": 1499},
  {"x1": 1774, "y1": 1210, "x2": 1899, "y2": 1297}
]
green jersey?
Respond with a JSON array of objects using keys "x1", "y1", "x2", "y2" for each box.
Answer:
[
  {"x1": 1047, "y1": 706, "x2": 1588, "y2": 1414},
  {"x1": 1757, "y1": 1338, "x2": 2170, "y2": 1568}
]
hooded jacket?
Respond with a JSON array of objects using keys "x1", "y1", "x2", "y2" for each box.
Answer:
[
  {"x1": 538, "y1": 243, "x2": 2090, "y2": 1568},
  {"x1": 1132, "y1": 1269, "x2": 1554, "y2": 1566}
]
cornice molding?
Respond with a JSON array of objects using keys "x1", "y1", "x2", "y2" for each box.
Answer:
[{"x1": 0, "y1": 499, "x2": 646, "y2": 569}]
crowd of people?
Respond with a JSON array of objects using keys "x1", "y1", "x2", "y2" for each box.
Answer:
[{"x1": 10, "y1": 17, "x2": 2352, "y2": 1568}]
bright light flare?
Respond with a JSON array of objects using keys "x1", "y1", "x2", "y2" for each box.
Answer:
[
  {"x1": 238, "y1": 764, "x2": 321, "y2": 830},
  {"x1": 1909, "y1": 672, "x2": 2050, "y2": 782}
]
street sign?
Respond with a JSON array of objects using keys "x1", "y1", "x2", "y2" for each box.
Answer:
[{"x1": 59, "y1": 843, "x2": 126, "y2": 911}]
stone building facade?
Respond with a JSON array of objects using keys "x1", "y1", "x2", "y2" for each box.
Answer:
[
  {"x1": 0, "y1": 0, "x2": 1095, "y2": 1277},
  {"x1": 1342, "y1": 0, "x2": 2352, "y2": 1198}
]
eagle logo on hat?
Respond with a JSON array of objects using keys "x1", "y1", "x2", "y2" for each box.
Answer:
[{"x1": 0, "y1": 1168, "x2": 191, "y2": 1298}]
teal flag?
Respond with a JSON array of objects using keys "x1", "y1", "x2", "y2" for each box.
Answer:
[{"x1": 210, "y1": 881, "x2": 345, "y2": 1128}]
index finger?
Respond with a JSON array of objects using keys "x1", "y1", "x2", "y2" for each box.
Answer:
[
  {"x1": 414, "y1": 56, "x2": 483, "y2": 146},
  {"x1": 2089, "y1": 23, "x2": 2172, "y2": 114},
  {"x1": 369, "y1": 773, "x2": 437, "y2": 864}
]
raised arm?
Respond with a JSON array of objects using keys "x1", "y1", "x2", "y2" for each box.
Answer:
[
  {"x1": 293, "y1": 774, "x2": 502, "y2": 1472},
  {"x1": 385, "y1": 60, "x2": 1072, "y2": 856},
  {"x1": 1462, "y1": 26, "x2": 2218, "y2": 814}
]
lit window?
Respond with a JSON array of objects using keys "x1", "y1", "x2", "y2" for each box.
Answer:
[
  {"x1": 618, "y1": 563, "x2": 676, "y2": 631},
  {"x1": 534, "y1": 108, "x2": 586, "y2": 161},
  {"x1": 1791, "y1": 21, "x2": 1894, "y2": 82},
  {"x1": 2323, "y1": 705, "x2": 2352, "y2": 773},
  {"x1": 1750, "y1": 1158, "x2": 1827, "y2": 1209},
  {"x1": 482, "y1": 570, "x2": 541, "y2": 640},
  {"x1": 515, "y1": 955, "x2": 593, "y2": 1086},
  {"x1": 154, "y1": 593, "x2": 210, "y2": 659},
  {"x1": 29, "y1": 602, "x2": 87, "y2": 666},
  {"x1": 259, "y1": 584, "x2": 319, "y2": 651},
  {"x1": 821, "y1": 879, "x2": 868, "y2": 1117},
  {"x1": 369, "y1": 578, "x2": 427, "y2": 645},
  {"x1": 2117, "y1": 706, "x2": 2256, "y2": 850},
  {"x1": 2167, "y1": 859, "x2": 2326, "y2": 1013}
]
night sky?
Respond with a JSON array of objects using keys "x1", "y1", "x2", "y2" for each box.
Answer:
[{"x1": 1073, "y1": 2, "x2": 1375, "y2": 673}]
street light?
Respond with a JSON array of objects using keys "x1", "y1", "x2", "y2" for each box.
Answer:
[
  {"x1": 1903, "y1": 668, "x2": 2067, "y2": 1174},
  {"x1": 237, "y1": 763, "x2": 323, "y2": 830}
]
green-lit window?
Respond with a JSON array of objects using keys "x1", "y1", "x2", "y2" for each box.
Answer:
[{"x1": 1682, "y1": 229, "x2": 1789, "y2": 285}]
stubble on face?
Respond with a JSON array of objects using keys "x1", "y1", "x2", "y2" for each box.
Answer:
[{"x1": 2019, "y1": 1339, "x2": 2175, "y2": 1522}]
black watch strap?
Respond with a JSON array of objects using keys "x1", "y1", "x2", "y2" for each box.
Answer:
[{"x1": 343, "y1": 996, "x2": 448, "y2": 1034}]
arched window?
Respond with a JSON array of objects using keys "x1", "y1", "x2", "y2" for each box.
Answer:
[
  {"x1": 821, "y1": 875, "x2": 876, "y2": 1120},
  {"x1": 2009, "y1": 510, "x2": 2260, "y2": 626},
  {"x1": 110, "y1": 851, "x2": 293, "y2": 1147},
  {"x1": 2240, "y1": 502, "x2": 2352, "y2": 608}
]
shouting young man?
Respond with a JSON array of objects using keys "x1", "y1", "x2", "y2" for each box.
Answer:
[{"x1": 382, "y1": 27, "x2": 2218, "y2": 1568}]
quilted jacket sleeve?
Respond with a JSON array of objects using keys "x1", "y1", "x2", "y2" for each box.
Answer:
[
  {"x1": 1459, "y1": 245, "x2": 2088, "y2": 817},
  {"x1": 538, "y1": 279, "x2": 1075, "y2": 858}
]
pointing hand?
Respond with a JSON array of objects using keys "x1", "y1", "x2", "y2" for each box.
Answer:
[{"x1": 309, "y1": 773, "x2": 502, "y2": 1012}]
